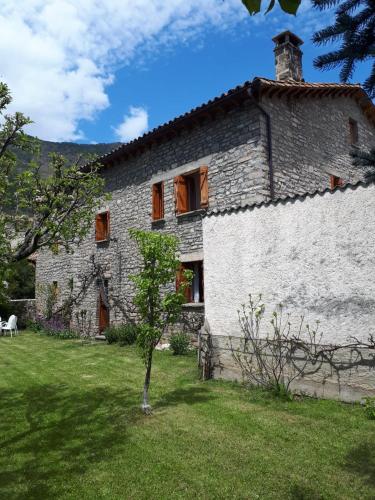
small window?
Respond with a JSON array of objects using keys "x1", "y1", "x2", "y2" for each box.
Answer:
[
  {"x1": 330, "y1": 175, "x2": 344, "y2": 190},
  {"x1": 95, "y1": 211, "x2": 110, "y2": 242},
  {"x1": 349, "y1": 118, "x2": 358, "y2": 145},
  {"x1": 152, "y1": 182, "x2": 164, "y2": 221},
  {"x1": 176, "y1": 261, "x2": 204, "y2": 304},
  {"x1": 52, "y1": 281, "x2": 59, "y2": 299},
  {"x1": 174, "y1": 166, "x2": 208, "y2": 215}
]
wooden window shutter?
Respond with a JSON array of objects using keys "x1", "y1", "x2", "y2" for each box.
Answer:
[
  {"x1": 95, "y1": 214, "x2": 104, "y2": 241},
  {"x1": 152, "y1": 182, "x2": 164, "y2": 220},
  {"x1": 95, "y1": 211, "x2": 110, "y2": 241},
  {"x1": 176, "y1": 264, "x2": 192, "y2": 302},
  {"x1": 199, "y1": 166, "x2": 209, "y2": 209},
  {"x1": 98, "y1": 296, "x2": 109, "y2": 333},
  {"x1": 330, "y1": 175, "x2": 344, "y2": 190},
  {"x1": 174, "y1": 176, "x2": 188, "y2": 214}
]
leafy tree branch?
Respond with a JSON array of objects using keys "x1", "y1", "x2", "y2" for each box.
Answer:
[
  {"x1": 242, "y1": 0, "x2": 301, "y2": 15},
  {"x1": 0, "y1": 82, "x2": 108, "y2": 299}
]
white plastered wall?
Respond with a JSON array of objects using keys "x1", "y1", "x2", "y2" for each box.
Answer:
[{"x1": 203, "y1": 183, "x2": 375, "y2": 345}]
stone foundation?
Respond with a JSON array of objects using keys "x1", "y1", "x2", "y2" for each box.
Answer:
[{"x1": 199, "y1": 333, "x2": 375, "y2": 403}]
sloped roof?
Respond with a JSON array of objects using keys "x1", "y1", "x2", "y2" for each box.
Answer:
[
  {"x1": 205, "y1": 179, "x2": 375, "y2": 217},
  {"x1": 97, "y1": 77, "x2": 375, "y2": 168}
]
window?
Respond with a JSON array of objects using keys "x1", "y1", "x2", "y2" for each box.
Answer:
[
  {"x1": 52, "y1": 281, "x2": 59, "y2": 299},
  {"x1": 176, "y1": 261, "x2": 204, "y2": 304},
  {"x1": 152, "y1": 182, "x2": 164, "y2": 221},
  {"x1": 330, "y1": 175, "x2": 344, "y2": 190},
  {"x1": 174, "y1": 166, "x2": 208, "y2": 215},
  {"x1": 349, "y1": 118, "x2": 358, "y2": 145},
  {"x1": 95, "y1": 211, "x2": 110, "y2": 242}
]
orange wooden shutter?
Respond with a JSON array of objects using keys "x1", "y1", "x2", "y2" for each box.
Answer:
[
  {"x1": 174, "y1": 176, "x2": 188, "y2": 214},
  {"x1": 160, "y1": 183, "x2": 164, "y2": 219},
  {"x1": 152, "y1": 183, "x2": 164, "y2": 220},
  {"x1": 199, "y1": 166, "x2": 209, "y2": 209},
  {"x1": 176, "y1": 263, "x2": 192, "y2": 302},
  {"x1": 152, "y1": 184, "x2": 159, "y2": 220},
  {"x1": 95, "y1": 214, "x2": 104, "y2": 241},
  {"x1": 330, "y1": 175, "x2": 344, "y2": 190},
  {"x1": 99, "y1": 296, "x2": 109, "y2": 333},
  {"x1": 176, "y1": 264, "x2": 184, "y2": 292},
  {"x1": 96, "y1": 211, "x2": 110, "y2": 241}
]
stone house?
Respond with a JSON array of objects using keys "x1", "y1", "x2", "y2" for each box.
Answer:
[{"x1": 35, "y1": 31, "x2": 375, "y2": 336}]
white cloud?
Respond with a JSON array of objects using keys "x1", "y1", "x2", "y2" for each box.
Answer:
[
  {"x1": 114, "y1": 107, "x2": 149, "y2": 142},
  {"x1": 0, "y1": 0, "x2": 246, "y2": 141},
  {"x1": 0, "y1": 0, "x2": 327, "y2": 142}
]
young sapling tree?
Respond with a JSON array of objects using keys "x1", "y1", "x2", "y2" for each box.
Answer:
[{"x1": 129, "y1": 229, "x2": 192, "y2": 414}]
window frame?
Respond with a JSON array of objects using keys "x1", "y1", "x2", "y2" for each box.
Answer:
[
  {"x1": 330, "y1": 175, "x2": 344, "y2": 190},
  {"x1": 174, "y1": 166, "x2": 208, "y2": 215},
  {"x1": 348, "y1": 118, "x2": 359, "y2": 146},
  {"x1": 52, "y1": 280, "x2": 59, "y2": 300},
  {"x1": 176, "y1": 260, "x2": 204, "y2": 305}
]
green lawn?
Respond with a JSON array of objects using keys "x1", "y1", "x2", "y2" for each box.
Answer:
[{"x1": 0, "y1": 332, "x2": 374, "y2": 499}]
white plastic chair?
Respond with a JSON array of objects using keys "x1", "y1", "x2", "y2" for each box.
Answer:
[{"x1": 1, "y1": 315, "x2": 18, "y2": 337}]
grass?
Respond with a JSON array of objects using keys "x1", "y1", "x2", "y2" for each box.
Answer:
[{"x1": 0, "y1": 332, "x2": 374, "y2": 499}]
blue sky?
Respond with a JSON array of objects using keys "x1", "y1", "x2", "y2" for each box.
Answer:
[
  {"x1": 0, "y1": 1, "x2": 371, "y2": 144},
  {"x1": 81, "y1": 20, "x2": 344, "y2": 144}
]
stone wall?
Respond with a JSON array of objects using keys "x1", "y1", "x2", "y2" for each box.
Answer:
[
  {"x1": 36, "y1": 102, "x2": 267, "y2": 334},
  {"x1": 261, "y1": 94, "x2": 375, "y2": 196},
  {"x1": 202, "y1": 182, "x2": 375, "y2": 401}
]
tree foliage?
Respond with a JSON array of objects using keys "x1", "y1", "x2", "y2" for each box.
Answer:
[
  {"x1": 351, "y1": 146, "x2": 375, "y2": 180},
  {"x1": 129, "y1": 229, "x2": 192, "y2": 413},
  {"x1": 241, "y1": 0, "x2": 301, "y2": 15},
  {"x1": 0, "y1": 82, "x2": 108, "y2": 298},
  {"x1": 312, "y1": 0, "x2": 375, "y2": 98},
  {"x1": 11, "y1": 155, "x2": 106, "y2": 261}
]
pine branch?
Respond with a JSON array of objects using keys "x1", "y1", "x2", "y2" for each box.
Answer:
[
  {"x1": 337, "y1": 0, "x2": 363, "y2": 15},
  {"x1": 351, "y1": 147, "x2": 375, "y2": 181},
  {"x1": 363, "y1": 61, "x2": 375, "y2": 98},
  {"x1": 312, "y1": 0, "x2": 341, "y2": 10},
  {"x1": 313, "y1": 0, "x2": 375, "y2": 96}
]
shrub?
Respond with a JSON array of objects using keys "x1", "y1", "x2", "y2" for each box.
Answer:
[
  {"x1": 104, "y1": 324, "x2": 138, "y2": 345},
  {"x1": 170, "y1": 332, "x2": 190, "y2": 355},
  {"x1": 34, "y1": 314, "x2": 78, "y2": 340},
  {"x1": 27, "y1": 318, "x2": 43, "y2": 332},
  {"x1": 104, "y1": 325, "x2": 118, "y2": 344},
  {"x1": 117, "y1": 324, "x2": 138, "y2": 345},
  {"x1": 364, "y1": 397, "x2": 375, "y2": 420}
]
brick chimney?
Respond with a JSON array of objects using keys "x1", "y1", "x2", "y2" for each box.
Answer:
[{"x1": 273, "y1": 31, "x2": 303, "y2": 81}]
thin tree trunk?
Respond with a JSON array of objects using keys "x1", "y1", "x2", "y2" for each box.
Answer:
[{"x1": 142, "y1": 349, "x2": 153, "y2": 414}]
